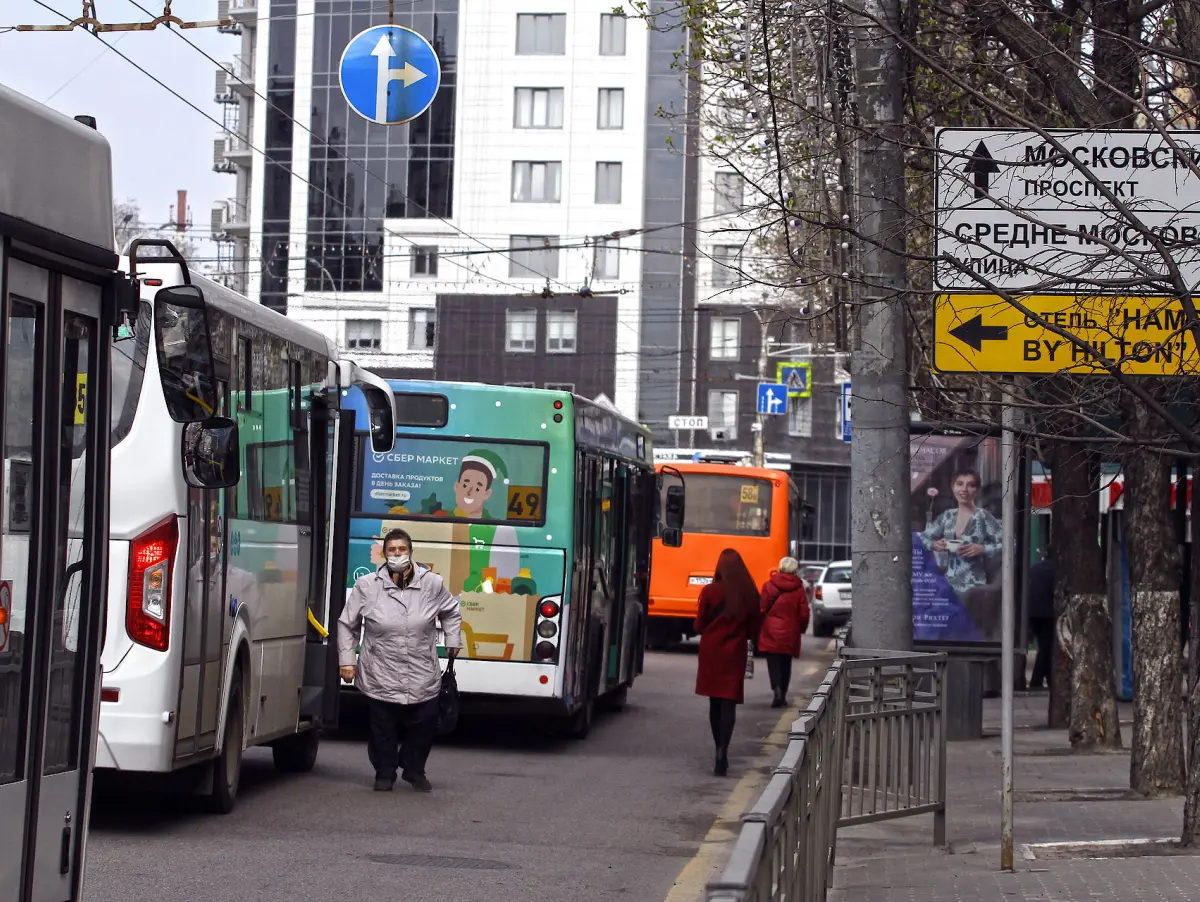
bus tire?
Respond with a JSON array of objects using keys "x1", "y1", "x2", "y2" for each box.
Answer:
[
  {"x1": 565, "y1": 695, "x2": 593, "y2": 739},
  {"x1": 600, "y1": 685, "x2": 628, "y2": 712},
  {"x1": 204, "y1": 668, "x2": 244, "y2": 814},
  {"x1": 271, "y1": 727, "x2": 320, "y2": 773}
]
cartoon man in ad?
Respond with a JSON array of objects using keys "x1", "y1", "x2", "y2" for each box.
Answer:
[{"x1": 452, "y1": 449, "x2": 537, "y2": 596}]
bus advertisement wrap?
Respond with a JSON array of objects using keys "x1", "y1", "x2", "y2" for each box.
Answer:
[
  {"x1": 910, "y1": 432, "x2": 1004, "y2": 644},
  {"x1": 352, "y1": 436, "x2": 561, "y2": 662}
]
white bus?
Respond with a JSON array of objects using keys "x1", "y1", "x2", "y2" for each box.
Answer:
[{"x1": 96, "y1": 245, "x2": 397, "y2": 812}]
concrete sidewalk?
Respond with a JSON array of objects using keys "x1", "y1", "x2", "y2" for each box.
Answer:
[{"x1": 830, "y1": 694, "x2": 1200, "y2": 901}]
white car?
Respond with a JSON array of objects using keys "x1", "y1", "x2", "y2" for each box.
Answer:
[{"x1": 812, "y1": 561, "x2": 852, "y2": 637}]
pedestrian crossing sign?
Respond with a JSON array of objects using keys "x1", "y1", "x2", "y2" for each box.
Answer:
[{"x1": 775, "y1": 361, "x2": 812, "y2": 398}]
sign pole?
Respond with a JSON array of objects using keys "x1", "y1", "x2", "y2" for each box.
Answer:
[{"x1": 1000, "y1": 382, "x2": 1017, "y2": 870}]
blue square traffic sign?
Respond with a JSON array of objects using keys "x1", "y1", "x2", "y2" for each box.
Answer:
[
  {"x1": 757, "y1": 382, "x2": 787, "y2": 416},
  {"x1": 775, "y1": 361, "x2": 812, "y2": 398}
]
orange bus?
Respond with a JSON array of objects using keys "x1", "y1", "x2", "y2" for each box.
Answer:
[{"x1": 649, "y1": 463, "x2": 792, "y2": 647}]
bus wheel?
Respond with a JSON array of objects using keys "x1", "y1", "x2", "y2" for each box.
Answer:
[
  {"x1": 272, "y1": 727, "x2": 320, "y2": 773},
  {"x1": 600, "y1": 685, "x2": 628, "y2": 712},
  {"x1": 565, "y1": 696, "x2": 593, "y2": 739},
  {"x1": 205, "y1": 669, "x2": 244, "y2": 814}
]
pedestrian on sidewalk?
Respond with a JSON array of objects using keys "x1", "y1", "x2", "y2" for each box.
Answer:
[
  {"x1": 694, "y1": 548, "x2": 762, "y2": 777},
  {"x1": 338, "y1": 527, "x2": 463, "y2": 793},
  {"x1": 757, "y1": 557, "x2": 811, "y2": 708},
  {"x1": 1027, "y1": 556, "x2": 1055, "y2": 690}
]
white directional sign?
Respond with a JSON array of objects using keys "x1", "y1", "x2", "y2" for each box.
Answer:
[
  {"x1": 936, "y1": 128, "x2": 1200, "y2": 291},
  {"x1": 668, "y1": 414, "x2": 709, "y2": 430}
]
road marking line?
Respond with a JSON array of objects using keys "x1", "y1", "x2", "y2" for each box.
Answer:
[{"x1": 664, "y1": 656, "x2": 830, "y2": 902}]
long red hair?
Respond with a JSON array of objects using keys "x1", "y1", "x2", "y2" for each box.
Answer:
[{"x1": 713, "y1": 548, "x2": 758, "y2": 622}]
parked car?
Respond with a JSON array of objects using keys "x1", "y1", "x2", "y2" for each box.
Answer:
[
  {"x1": 799, "y1": 564, "x2": 825, "y2": 606},
  {"x1": 812, "y1": 561, "x2": 852, "y2": 637}
]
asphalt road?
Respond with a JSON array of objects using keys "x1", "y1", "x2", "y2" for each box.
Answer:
[{"x1": 84, "y1": 641, "x2": 835, "y2": 902}]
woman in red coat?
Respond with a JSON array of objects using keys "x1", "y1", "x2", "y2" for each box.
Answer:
[
  {"x1": 757, "y1": 557, "x2": 811, "y2": 708},
  {"x1": 694, "y1": 548, "x2": 762, "y2": 776}
]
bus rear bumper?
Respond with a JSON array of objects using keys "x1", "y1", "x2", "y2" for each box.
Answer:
[
  {"x1": 95, "y1": 711, "x2": 176, "y2": 772},
  {"x1": 647, "y1": 597, "x2": 698, "y2": 620}
]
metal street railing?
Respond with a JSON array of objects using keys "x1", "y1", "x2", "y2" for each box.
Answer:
[{"x1": 705, "y1": 648, "x2": 947, "y2": 902}]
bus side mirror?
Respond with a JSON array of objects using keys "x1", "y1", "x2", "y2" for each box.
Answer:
[
  {"x1": 665, "y1": 484, "x2": 685, "y2": 530},
  {"x1": 360, "y1": 384, "x2": 396, "y2": 454},
  {"x1": 660, "y1": 526, "x2": 683, "y2": 548},
  {"x1": 153, "y1": 285, "x2": 219, "y2": 423},
  {"x1": 181, "y1": 416, "x2": 240, "y2": 489}
]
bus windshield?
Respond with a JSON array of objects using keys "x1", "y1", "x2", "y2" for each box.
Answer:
[
  {"x1": 356, "y1": 435, "x2": 550, "y2": 526},
  {"x1": 111, "y1": 301, "x2": 151, "y2": 445},
  {"x1": 664, "y1": 473, "x2": 774, "y2": 537}
]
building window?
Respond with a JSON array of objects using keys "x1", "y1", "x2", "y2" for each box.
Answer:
[
  {"x1": 514, "y1": 88, "x2": 565, "y2": 128},
  {"x1": 593, "y1": 237, "x2": 620, "y2": 280},
  {"x1": 598, "y1": 88, "x2": 624, "y2": 129},
  {"x1": 411, "y1": 245, "x2": 438, "y2": 277},
  {"x1": 506, "y1": 310, "x2": 538, "y2": 352},
  {"x1": 409, "y1": 307, "x2": 436, "y2": 350},
  {"x1": 712, "y1": 245, "x2": 742, "y2": 286},
  {"x1": 715, "y1": 172, "x2": 744, "y2": 213},
  {"x1": 600, "y1": 13, "x2": 626, "y2": 55},
  {"x1": 516, "y1": 13, "x2": 566, "y2": 54},
  {"x1": 545, "y1": 381, "x2": 575, "y2": 392},
  {"x1": 345, "y1": 319, "x2": 382, "y2": 351},
  {"x1": 788, "y1": 395, "x2": 813, "y2": 437},
  {"x1": 595, "y1": 162, "x2": 622, "y2": 203},
  {"x1": 509, "y1": 235, "x2": 560, "y2": 279},
  {"x1": 546, "y1": 310, "x2": 578, "y2": 354},
  {"x1": 512, "y1": 161, "x2": 562, "y2": 203},
  {"x1": 708, "y1": 390, "x2": 739, "y2": 438},
  {"x1": 710, "y1": 317, "x2": 740, "y2": 360}
]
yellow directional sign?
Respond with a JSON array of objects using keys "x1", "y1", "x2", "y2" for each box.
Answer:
[{"x1": 933, "y1": 293, "x2": 1200, "y2": 375}]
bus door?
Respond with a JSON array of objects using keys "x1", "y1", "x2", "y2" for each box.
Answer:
[
  {"x1": 176, "y1": 477, "x2": 227, "y2": 760},
  {"x1": 299, "y1": 392, "x2": 354, "y2": 729},
  {"x1": 611, "y1": 464, "x2": 648, "y2": 686},
  {"x1": 0, "y1": 257, "x2": 110, "y2": 902}
]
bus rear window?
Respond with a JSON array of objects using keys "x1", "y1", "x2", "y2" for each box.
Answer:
[
  {"x1": 357, "y1": 436, "x2": 549, "y2": 526},
  {"x1": 394, "y1": 392, "x2": 449, "y2": 427},
  {"x1": 662, "y1": 473, "x2": 773, "y2": 538}
]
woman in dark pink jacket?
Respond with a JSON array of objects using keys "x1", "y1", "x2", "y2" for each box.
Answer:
[{"x1": 757, "y1": 557, "x2": 811, "y2": 707}]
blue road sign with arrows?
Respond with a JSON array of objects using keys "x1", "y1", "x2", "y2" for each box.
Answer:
[
  {"x1": 757, "y1": 382, "x2": 787, "y2": 416},
  {"x1": 339, "y1": 25, "x2": 441, "y2": 126}
]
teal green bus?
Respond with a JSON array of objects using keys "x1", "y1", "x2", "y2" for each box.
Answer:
[{"x1": 342, "y1": 381, "x2": 658, "y2": 737}]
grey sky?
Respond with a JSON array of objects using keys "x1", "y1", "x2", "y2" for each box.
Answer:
[{"x1": 2, "y1": 1, "x2": 235, "y2": 265}]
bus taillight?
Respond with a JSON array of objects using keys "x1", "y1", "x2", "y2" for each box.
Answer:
[
  {"x1": 127, "y1": 516, "x2": 178, "y2": 652},
  {"x1": 539, "y1": 600, "x2": 560, "y2": 619},
  {"x1": 533, "y1": 596, "x2": 562, "y2": 663}
]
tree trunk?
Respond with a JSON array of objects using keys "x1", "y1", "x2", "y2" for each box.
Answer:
[
  {"x1": 1051, "y1": 444, "x2": 1122, "y2": 749},
  {"x1": 1183, "y1": 465, "x2": 1200, "y2": 843},
  {"x1": 1125, "y1": 404, "x2": 1185, "y2": 796},
  {"x1": 1045, "y1": 440, "x2": 1070, "y2": 729}
]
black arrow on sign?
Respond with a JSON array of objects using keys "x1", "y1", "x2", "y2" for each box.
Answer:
[
  {"x1": 949, "y1": 314, "x2": 1008, "y2": 352},
  {"x1": 964, "y1": 140, "x2": 1000, "y2": 199}
]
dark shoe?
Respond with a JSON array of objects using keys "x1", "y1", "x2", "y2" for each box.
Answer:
[
  {"x1": 373, "y1": 777, "x2": 395, "y2": 792},
  {"x1": 402, "y1": 771, "x2": 433, "y2": 792},
  {"x1": 771, "y1": 691, "x2": 785, "y2": 708},
  {"x1": 714, "y1": 748, "x2": 729, "y2": 777}
]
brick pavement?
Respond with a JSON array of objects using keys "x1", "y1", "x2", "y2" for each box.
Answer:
[{"x1": 828, "y1": 694, "x2": 1200, "y2": 901}]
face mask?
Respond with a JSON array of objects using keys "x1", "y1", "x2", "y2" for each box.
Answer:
[{"x1": 386, "y1": 554, "x2": 410, "y2": 573}]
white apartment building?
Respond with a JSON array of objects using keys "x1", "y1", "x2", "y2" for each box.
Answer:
[{"x1": 211, "y1": 0, "x2": 843, "y2": 459}]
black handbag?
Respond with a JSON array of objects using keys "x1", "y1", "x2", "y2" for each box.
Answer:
[{"x1": 436, "y1": 657, "x2": 459, "y2": 736}]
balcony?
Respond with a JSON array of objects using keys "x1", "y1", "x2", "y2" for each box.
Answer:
[
  {"x1": 211, "y1": 199, "x2": 250, "y2": 239},
  {"x1": 224, "y1": 0, "x2": 258, "y2": 22},
  {"x1": 217, "y1": 56, "x2": 254, "y2": 96}
]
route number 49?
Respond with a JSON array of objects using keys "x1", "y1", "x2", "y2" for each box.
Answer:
[{"x1": 506, "y1": 486, "x2": 543, "y2": 520}]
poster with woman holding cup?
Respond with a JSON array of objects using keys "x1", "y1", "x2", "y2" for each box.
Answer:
[{"x1": 911, "y1": 433, "x2": 1004, "y2": 643}]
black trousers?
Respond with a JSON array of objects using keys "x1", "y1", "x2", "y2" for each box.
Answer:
[
  {"x1": 367, "y1": 696, "x2": 439, "y2": 782},
  {"x1": 1030, "y1": 617, "x2": 1055, "y2": 689},
  {"x1": 708, "y1": 698, "x2": 737, "y2": 752},
  {"x1": 765, "y1": 654, "x2": 793, "y2": 695}
]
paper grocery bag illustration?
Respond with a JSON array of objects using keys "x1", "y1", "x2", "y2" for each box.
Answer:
[{"x1": 457, "y1": 592, "x2": 538, "y2": 661}]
